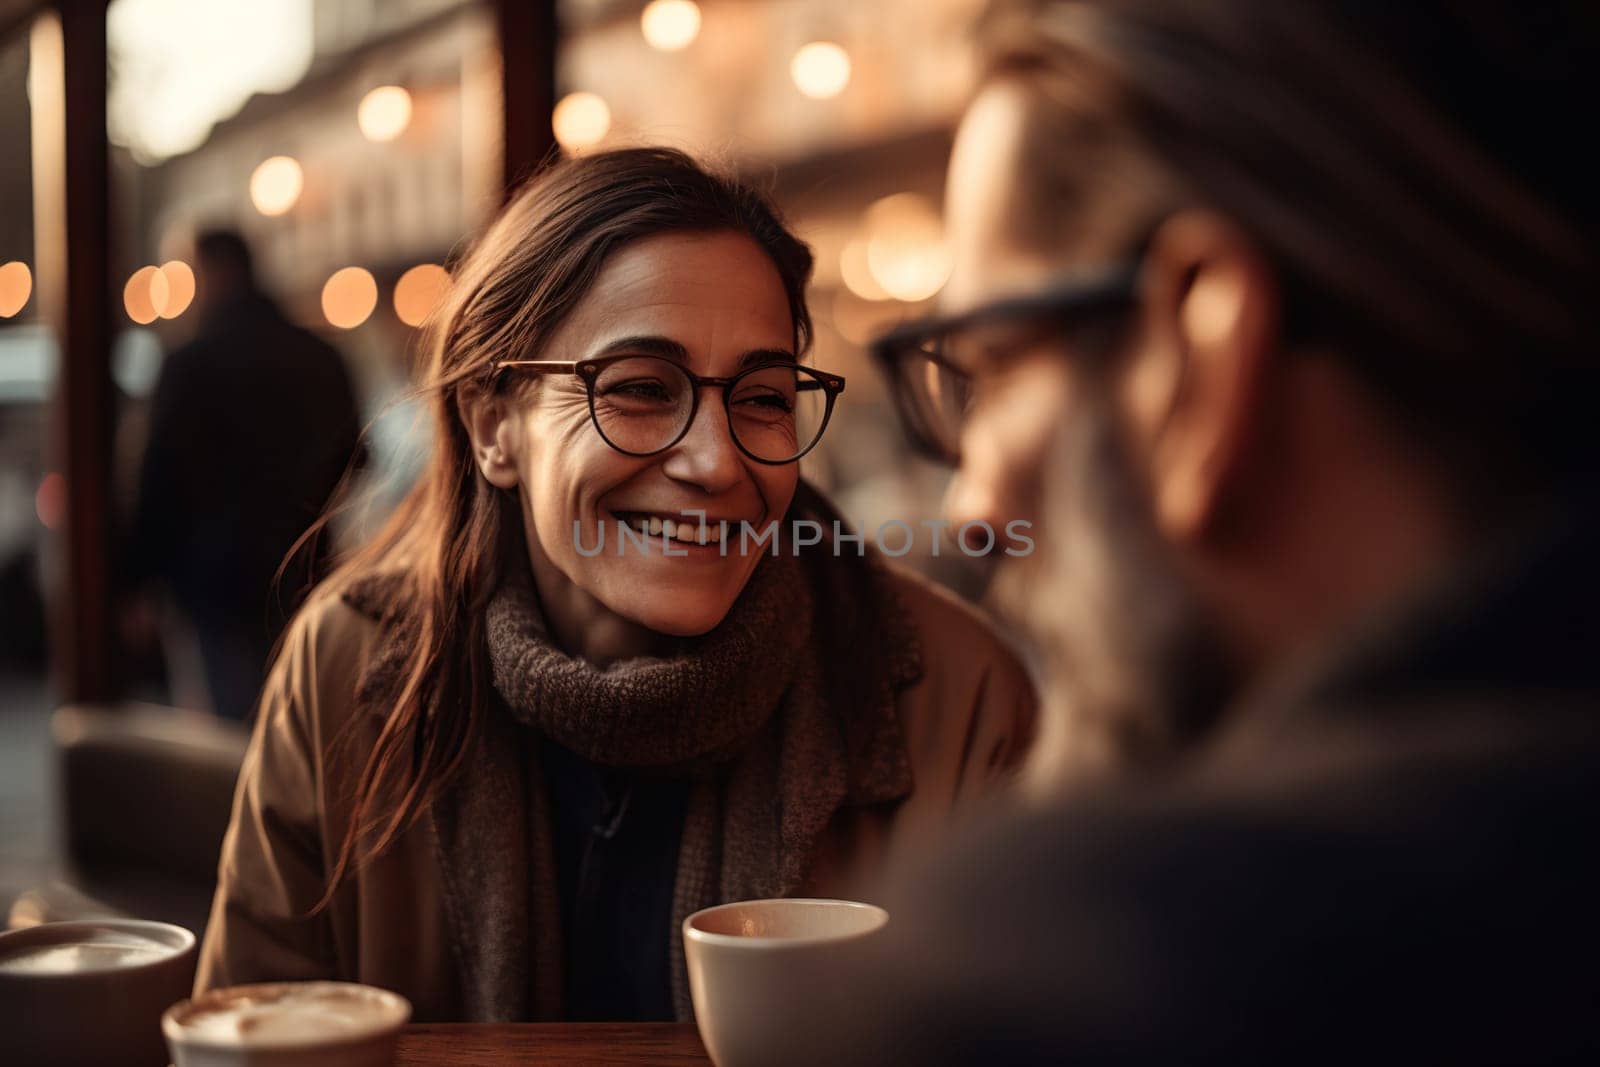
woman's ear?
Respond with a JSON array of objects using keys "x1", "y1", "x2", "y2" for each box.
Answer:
[{"x1": 457, "y1": 384, "x2": 521, "y2": 489}]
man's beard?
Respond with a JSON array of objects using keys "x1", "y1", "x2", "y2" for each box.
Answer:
[{"x1": 990, "y1": 391, "x2": 1233, "y2": 781}]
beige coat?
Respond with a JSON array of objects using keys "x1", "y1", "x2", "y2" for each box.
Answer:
[{"x1": 194, "y1": 565, "x2": 1035, "y2": 1021}]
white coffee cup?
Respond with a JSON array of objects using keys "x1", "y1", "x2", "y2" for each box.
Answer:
[
  {"x1": 161, "y1": 985, "x2": 409, "y2": 1067},
  {"x1": 0, "y1": 918, "x2": 198, "y2": 1067},
  {"x1": 684, "y1": 898, "x2": 889, "y2": 1067},
  {"x1": 163, "y1": 980, "x2": 411, "y2": 1067}
]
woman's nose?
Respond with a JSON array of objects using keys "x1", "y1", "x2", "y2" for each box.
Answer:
[{"x1": 660, "y1": 397, "x2": 746, "y2": 492}]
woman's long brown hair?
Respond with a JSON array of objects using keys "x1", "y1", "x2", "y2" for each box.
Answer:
[{"x1": 295, "y1": 147, "x2": 814, "y2": 907}]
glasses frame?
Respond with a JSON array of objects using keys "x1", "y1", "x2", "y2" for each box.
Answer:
[
  {"x1": 868, "y1": 263, "x2": 1141, "y2": 465},
  {"x1": 494, "y1": 354, "x2": 847, "y2": 465}
]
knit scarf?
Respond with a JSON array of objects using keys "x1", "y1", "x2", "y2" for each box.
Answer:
[{"x1": 344, "y1": 524, "x2": 922, "y2": 1022}]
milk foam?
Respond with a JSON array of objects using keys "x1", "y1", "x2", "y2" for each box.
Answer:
[
  {"x1": 169, "y1": 982, "x2": 408, "y2": 1048},
  {"x1": 0, "y1": 928, "x2": 174, "y2": 975}
]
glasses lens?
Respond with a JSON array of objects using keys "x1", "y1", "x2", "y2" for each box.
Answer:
[
  {"x1": 590, "y1": 356, "x2": 693, "y2": 454},
  {"x1": 890, "y1": 338, "x2": 970, "y2": 463},
  {"x1": 728, "y1": 363, "x2": 830, "y2": 463}
]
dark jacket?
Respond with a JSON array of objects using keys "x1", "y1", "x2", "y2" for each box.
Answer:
[
  {"x1": 128, "y1": 292, "x2": 360, "y2": 634},
  {"x1": 800, "y1": 496, "x2": 1600, "y2": 1065}
]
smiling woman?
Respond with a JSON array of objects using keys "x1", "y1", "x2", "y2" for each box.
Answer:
[
  {"x1": 468, "y1": 231, "x2": 836, "y2": 645},
  {"x1": 193, "y1": 147, "x2": 1036, "y2": 1025}
]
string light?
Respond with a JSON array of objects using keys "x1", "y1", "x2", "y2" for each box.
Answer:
[
  {"x1": 250, "y1": 155, "x2": 303, "y2": 216},
  {"x1": 553, "y1": 92, "x2": 611, "y2": 151},
  {"x1": 123, "y1": 265, "x2": 167, "y2": 324},
  {"x1": 393, "y1": 263, "x2": 451, "y2": 327},
  {"x1": 358, "y1": 85, "x2": 413, "y2": 142},
  {"x1": 0, "y1": 261, "x2": 31, "y2": 318},
  {"x1": 322, "y1": 267, "x2": 378, "y2": 329},
  {"x1": 157, "y1": 260, "x2": 196, "y2": 319},
  {"x1": 791, "y1": 42, "x2": 851, "y2": 99},
  {"x1": 840, "y1": 239, "x2": 890, "y2": 301},
  {"x1": 864, "y1": 193, "x2": 953, "y2": 303},
  {"x1": 641, "y1": 0, "x2": 701, "y2": 51}
]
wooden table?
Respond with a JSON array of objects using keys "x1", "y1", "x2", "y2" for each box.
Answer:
[{"x1": 396, "y1": 1023, "x2": 711, "y2": 1065}]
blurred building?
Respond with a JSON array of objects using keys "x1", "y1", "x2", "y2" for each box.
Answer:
[
  {"x1": 129, "y1": 0, "x2": 498, "y2": 322},
  {"x1": 110, "y1": 0, "x2": 984, "y2": 583}
]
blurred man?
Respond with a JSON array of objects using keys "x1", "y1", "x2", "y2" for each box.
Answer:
[
  {"x1": 127, "y1": 230, "x2": 360, "y2": 720},
  {"x1": 808, "y1": 2, "x2": 1599, "y2": 1063}
]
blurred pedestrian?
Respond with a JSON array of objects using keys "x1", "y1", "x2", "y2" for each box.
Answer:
[
  {"x1": 126, "y1": 229, "x2": 361, "y2": 720},
  {"x1": 801, "y1": 1, "x2": 1600, "y2": 1063}
]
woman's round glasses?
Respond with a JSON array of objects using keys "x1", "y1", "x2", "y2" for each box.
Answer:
[{"x1": 495, "y1": 355, "x2": 846, "y2": 465}]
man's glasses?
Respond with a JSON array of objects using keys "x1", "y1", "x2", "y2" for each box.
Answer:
[
  {"x1": 495, "y1": 355, "x2": 846, "y2": 465},
  {"x1": 869, "y1": 264, "x2": 1139, "y2": 465}
]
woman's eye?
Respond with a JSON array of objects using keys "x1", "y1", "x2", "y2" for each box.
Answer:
[
  {"x1": 607, "y1": 379, "x2": 673, "y2": 401},
  {"x1": 733, "y1": 390, "x2": 793, "y2": 413}
]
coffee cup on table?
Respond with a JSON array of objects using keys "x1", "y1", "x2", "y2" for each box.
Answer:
[
  {"x1": 0, "y1": 917, "x2": 197, "y2": 1067},
  {"x1": 684, "y1": 898, "x2": 890, "y2": 1067},
  {"x1": 163, "y1": 980, "x2": 411, "y2": 1067}
]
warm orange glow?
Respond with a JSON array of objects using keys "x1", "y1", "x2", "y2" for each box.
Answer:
[
  {"x1": 831, "y1": 289, "x2": 905, "y2": 347},
  {"x1": 0, "y1": 261, "x2": 32, "y2": 318},
  {"x1": 35, "y1": 471, "x2": 65, "y2": 531},
  {"x1": 250, "y1": 155, "x2": 303, "y2": 216},
  {"x1": 322, "y1": 267, "x2": 378, "y2": 329},
  {"x1": 840, "y1": 239, "x2": 890, "y2": 302},
  {"x1": 393, "y1": 263, "x2": 451, "y2": 327},
  {"x1": 123, "y1": 265, "x2": 167, "y2": 324},
  {"x1": 358, "y1": 85, "x2": 413, "y2": 143},
  {"x1": 791, "y1": 42, "x2": 851, "y2": 99},
  {"x1": 864, "y1": 193, "x2": 952, "y2": 303},
  {"x1": 157, "y1": 260, "x2": 196, "y2": 319},
  {"x1": 641, "y1": 0, "x2": 701, "y2": 51},
  {"x1": 553, "y1": 91, "x2": 611, "y2": 151}
]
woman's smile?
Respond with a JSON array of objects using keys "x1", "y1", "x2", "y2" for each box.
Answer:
[{"x1": 606, "y1": 509, "x2": 764, "y2": 550}]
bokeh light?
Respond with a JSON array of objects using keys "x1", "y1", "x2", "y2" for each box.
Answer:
[
  {"x1": 840, "y1": 238, "x2": 890, "y2": 301},
  {"x1": 322, "y1": 267, "x2": 378, "y2": 329},
  {"x1": 831, "y1": 289, "x2": 908, "y2": 347},
  {"x1": 157, "y1": 260, "x2": 196, "y2": 319},
  {"x1": 249, "y1": 155, "x2": 303, "y2": 216},
  {"x1": 864, "y1": 193, "x2": 953, "y2": 303},
  {"x1": 35, "y1": 471, "x2": 66, "y2": 531},
  {"x1": 553, "y1": 91, "x2": 611, "y2": 151},
  {"x1": 791, "y1": 42, "x2": 851, "y2": 99},
  {"x1": 393, "y1": 263, "x2": 451, "y2": 327},
  {"x1": 641, "y1": 0, "x2": 701, "y2": 52},
  {"x1": 0, "y1": 261, "x2": 32, "y2": 318},
  {"x1": 358, "y1": 85, "x2": 412, "y2": 143},
  {"x1": 123, "y1": 265, "x2": 169, "y2": 324}
]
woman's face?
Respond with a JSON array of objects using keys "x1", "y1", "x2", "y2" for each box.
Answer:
[{"x1": 476, "y1": 230, "x2": 801, "y2": 638}]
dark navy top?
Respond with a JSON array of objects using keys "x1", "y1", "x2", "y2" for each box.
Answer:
[{"x1": 538, "y1": 739, "x2": 691, "y2": 1021}]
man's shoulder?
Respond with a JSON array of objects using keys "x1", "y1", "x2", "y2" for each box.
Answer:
[
  {"x1": 860, "y1": 733, "x2": 1600, "y2": 1062},
  {"x1": 980, "y1": 717, "x2": 1600, "y2": 877}
]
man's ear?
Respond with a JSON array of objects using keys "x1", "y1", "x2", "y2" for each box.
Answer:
[
  {"x1": 457, "y1": 384, "x2": 521, "y2": 490},
  {"x1": 1123, "y1": 210, "x2": 1279, "y2": 543}
]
